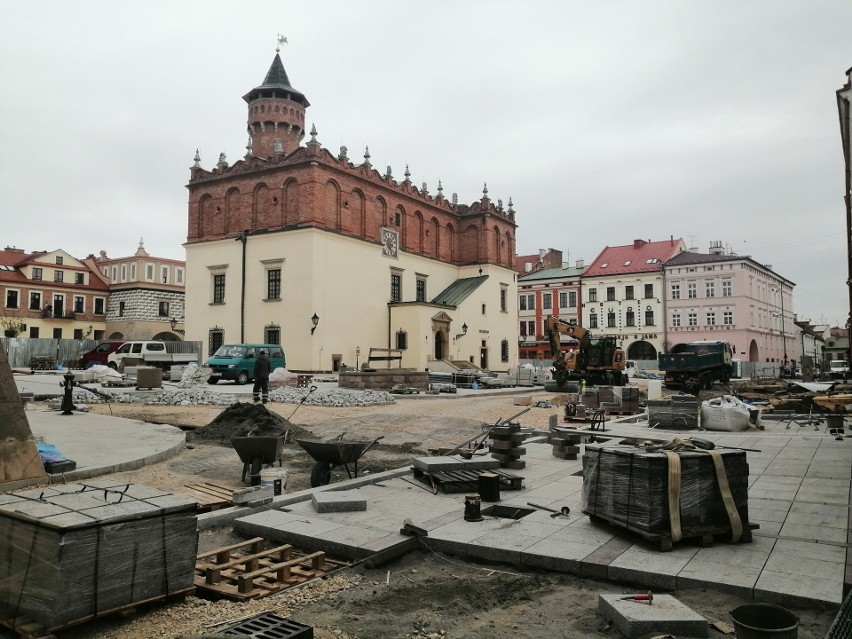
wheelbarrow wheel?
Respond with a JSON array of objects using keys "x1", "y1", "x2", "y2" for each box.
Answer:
[{"x1": 310, "y1": 462, "x2": 333, "y2": 487}]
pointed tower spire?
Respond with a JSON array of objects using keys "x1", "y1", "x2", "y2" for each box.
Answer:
[
  {"x1": 243, "y1": 49, "x2": 310, "y2": 157},
  {"x1": 482, "y1": 182, "x2": 489, "y2": 198},
  {"x1": 436, "y1": 180, "x2": 444, "y2": 200},
  {"x1": 363, "y1": 146, "x2": 371, "y2": 167},
  {"x1": 403, "y1": 164, "x2": 411, "y2": 184},
  {"x1": 192, "y1": 149, "x2": 201, "y2": 168},
  {"x1": 135, "y1": 237, "x2": 148, "y2": 257},
  {"x1": 507, "y1": 197, "x2": 514, "y2": 214},
  {"x1": 307, "y1": 123, "x2": 319, "y2": 147}
]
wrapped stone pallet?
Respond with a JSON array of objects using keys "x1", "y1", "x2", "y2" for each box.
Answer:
[
  {"x1": 0, "y1": 480, "x2": 197, "y2": 630},
  {"x1": 580, "y1": 443, "x2": 755, "y2": 550}
]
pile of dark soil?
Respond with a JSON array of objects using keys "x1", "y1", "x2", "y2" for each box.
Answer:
[{"x1": 190, "y1": 402, "x2": 314, "y2": 445}]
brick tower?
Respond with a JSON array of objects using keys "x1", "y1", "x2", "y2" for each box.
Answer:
[{"x1": 243, "y1": 53, "x2": 309, "y2": 158}]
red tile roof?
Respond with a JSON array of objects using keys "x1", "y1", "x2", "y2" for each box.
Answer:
[
  {"x1": 0, "y1": 248, "x2": 110, "y2": 291},
  {"x1": 583, "y1": 238, "x2": 685, "y2": 277}
]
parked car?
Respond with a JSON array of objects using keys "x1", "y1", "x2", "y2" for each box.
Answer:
[
  {"x1": 81, "y1": 340, "x2": 126, "y2": 368},
  {"x1": 204, "y1": 344, "x2": 285, "y2": 384}
]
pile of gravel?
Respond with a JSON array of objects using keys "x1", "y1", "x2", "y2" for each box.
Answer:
[
  {"x1": 62, "y1": 385, "x2": 394, "y2": 408},
  {"x1": 268, "y1": 386, "x2": 395, "y2": 406},
  {"x1": 191, "y1": 402, "x2": 313, "y2": 445}
]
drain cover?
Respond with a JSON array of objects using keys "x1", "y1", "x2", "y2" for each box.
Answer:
[{"x1": 215, "y1": 612, "x2": 313, "y2": 638}]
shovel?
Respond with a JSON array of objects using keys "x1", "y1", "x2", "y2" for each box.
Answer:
[{"x1": 527, "y1": 502, "x2": 571, "y2": 518}]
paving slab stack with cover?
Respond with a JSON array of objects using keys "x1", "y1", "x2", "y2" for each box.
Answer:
[{"x1": 0, "y1": 480, "x2": 197, "y2": 629}]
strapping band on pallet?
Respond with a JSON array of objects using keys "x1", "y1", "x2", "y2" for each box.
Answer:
[
  {"x1": 665, "y1": 448, "x2": 743, "y2": 544},
  {"x1": 664, "y1": 451, "x2": 683, "y2": 542}
]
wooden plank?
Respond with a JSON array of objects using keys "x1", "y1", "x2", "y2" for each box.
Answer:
[{"x1": 197, "y1": 537, "x2": 265, "y2": 562}]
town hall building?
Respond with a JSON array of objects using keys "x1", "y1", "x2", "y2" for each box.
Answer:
[{"x1": 184, "y1": 51, "x2": 519, "y2": 372}]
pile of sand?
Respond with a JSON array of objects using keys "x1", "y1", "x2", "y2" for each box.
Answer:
[{"x1": 190, "y1": 402, "x2": 314, "y2": 445}]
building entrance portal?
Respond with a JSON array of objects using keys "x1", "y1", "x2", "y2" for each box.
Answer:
[{"x1": 434, "y1": 331, "x2": 445, "y2": 360}]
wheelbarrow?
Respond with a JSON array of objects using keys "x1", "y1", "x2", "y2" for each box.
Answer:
[
  {"x1": 295, "y1": 435, "x2": 383, "y2": 487},
  {"x1": 231, "y1": 436, "x2": 284, "y2": 484}
]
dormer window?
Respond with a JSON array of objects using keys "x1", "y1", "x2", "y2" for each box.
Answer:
[
  {"x1": 600, "y1": 263, "x2": 608, "y2": 269},
  {"x1": 624, "y1": 260, "x2": 631, "y2": 266}
]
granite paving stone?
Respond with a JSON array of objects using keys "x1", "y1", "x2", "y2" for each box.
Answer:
[
  {"x1": 778, "y1": 521, "x2": 848, "y2": 543},
  {"x1": 521, "y1": 538, "x2": 600, "y2": 573}
]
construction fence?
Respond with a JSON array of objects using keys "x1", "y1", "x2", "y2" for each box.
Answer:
[{"x1": 0, "y1": 337, "x2": 203, "y2": 370}]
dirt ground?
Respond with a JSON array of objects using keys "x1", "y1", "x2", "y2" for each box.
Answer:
[{"x1": 10, "y1": 390, "x2": 843, "y2": 638}]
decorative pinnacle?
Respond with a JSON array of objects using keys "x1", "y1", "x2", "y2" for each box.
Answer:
[
  {"x1": 385, "y1": 165, "x2": 392, "y2": 179},
  {"x1": 339, "y1": 145, "x2": 348, "y2": 160},
  {"x1": 437, "y1": 180, "x2": 443, "y2": 197},
  {"x1": 452, "y1": 193, "x2": 458, "y2": 206},
  {"x1": 192, "y1": 149, "x2": 201, "y2": 168},
  {"x1": 421, "y1": 182, "x2": 428, "y2": 195},
  {"x1": 245, "y1": 137, "x2": 253, "y2": 157},
  {"x1": 308, "y1": 123, "x2": 318, "y2": 145},
  {"x1": 507, "y1": 197, "x2": 514, "y2": 214},
  {"x1": 276, "y1": 34, "x2": 288, "y2": 52},
  {"x1": 482, "y1": 182, "x2": 489, "y2": 198},
  {"x1": 363, "y1": 146, "x2": 371, "y2": 165},
  {"x1": 403, "y1": 164, "x2": 411, "y2": 183},
  {"x1": 217, "y1": 152, "x2": 228, "y2": 168}
]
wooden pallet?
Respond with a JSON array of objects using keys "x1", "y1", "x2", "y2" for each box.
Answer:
[
  {"x1": 412, "y1": 467, "x2": 524, "y2": 493},
  {"x1": 180, "y1": 482, "x2": 234, "y2": 512},
  {"x1": 585, "y1": 511, "x2": 759, "y2": 551},
  {"x1": 195, "y1": 537, "x2": 348, "y2": 600},
  {"x1": 1, "y1": 588, "x2": 194, "y2": 638}
]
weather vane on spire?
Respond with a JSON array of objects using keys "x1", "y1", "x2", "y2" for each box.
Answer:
[{"x1": 276, "y1": 34, "x2": 288, "y2": 52}]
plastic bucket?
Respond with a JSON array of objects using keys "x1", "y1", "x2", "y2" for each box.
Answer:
[
  {"x1": 730, "y1": 603, "x2": 798, "y2": 639},
  {"x1": 259, "y1": 468, "x2": 288, "y2": 496}
]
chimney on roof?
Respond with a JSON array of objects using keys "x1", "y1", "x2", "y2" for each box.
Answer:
[
  {"x1": 575, "y1": 259, "x2": 584, "y2": 269},
  {"x1": 633, "y1": 239, "x2": 646, "y2": 249},
  {"x1": 540, "y1": 249, "x2": 563, "y2": 269},
  {"x1": 539, "y1": 248, "x2": 546, "y2": 259},
  {"x1": 525, "y1": 262, "x2": 532, "y2": 273},
  {"x1": 709, "y1": 241, "x2": 725, "y2": 255}
]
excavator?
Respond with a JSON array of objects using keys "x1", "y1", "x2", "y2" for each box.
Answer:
[{"x1": 544, "y1": 315, "x2": 627, "y2": 390}]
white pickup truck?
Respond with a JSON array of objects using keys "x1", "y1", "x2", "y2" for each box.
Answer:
[
  {"x1": 830, "y1": 359, "x2": 849, "y2": 379},
  {"x1": 107, "y1": 341, "x2": 199, "y2": 370}
]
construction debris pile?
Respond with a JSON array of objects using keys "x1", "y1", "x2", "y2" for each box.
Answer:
[
  {"x1": 268, "y1": 386, "x2": 395, "y2": 406},
  {"x1": 62, "y1": 385, "x2": 394, "y2": 408},
  {"x1": 191, "y1": 402, "x2": 314, "y2": 445}
]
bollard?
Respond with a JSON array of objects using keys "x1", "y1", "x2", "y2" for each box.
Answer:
[{"x1": 464, "y1": 493, "x2": 483, "y2": 522}]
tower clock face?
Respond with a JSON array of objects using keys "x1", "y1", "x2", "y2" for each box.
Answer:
[{"x1": 381, "y1": 227, "x2": 399, "y2": 258}]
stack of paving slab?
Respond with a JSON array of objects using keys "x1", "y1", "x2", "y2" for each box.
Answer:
[
  {"x1": 489, "y1": 421, "x2": 526, "y2": 469},
  {"x1": 0, "y1": 480, "x2": 197, "y2": 630},
  {"x1": 647, "y1": 395, "x2": 700, "y2": 429},
  {"x1": 612, "y1": 386, "x2": 641, "y2": 413},
  {"x1": 550, "y1": 424, "x2": 581, "y2": 460},
  {"x1": 579, "y1": 388, "x2": 600, "y2": 409},
  {"x1": 581, "y1": 443, "x2": 751, "y2": 544}
]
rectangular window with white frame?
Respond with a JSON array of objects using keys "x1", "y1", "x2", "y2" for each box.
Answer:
[
  {"x1": 161, "y1": 266, "x2": 169, "y2": 284},
  {"x1": 130, "y1": 263, "x2": 137, "y2": 280},
  {"x1": 687, "y1": 282, "x2": 697, "y2": 299},
  {"x1": 121, "y1": 264, "x2": 127, "y2": 282},
  {"x1": 212, "y1": 274, "x2": 226, "y2": 304},
  {"x1": 267, "y1": 268, "x2": 281, "y2": 299},
  {"x1": 94, "y1": 297, "x2": 105, "y2": 315},
  {"x1": 146, "y1": 264, "x2": 154, "y2": 281},
  {"x1": 5, "y1": 289, "x2": 19, "y2": 309},
  {"x1": 417, "y1": 277, "x2": 427, "y2": 303},
  {"x1": 568, "y1": 291, "x2": 577, "y2": 307},
  {"x1": 176, "y1": 268, "x2": 184, "y2": 285},
  {"x1": 73, "y1": 296, "x2": 84, "y2": 314},
  {"x1": 559, "y1": 291, "x2": 567, "y2": 308},
  {"x1": 672, "y1": 311, "x2": 681, "y2": 327},
  {"x1": 588, "y1": 288, "x2": 597, "y2": 302},
  {"x1": 54, "y1": 270, "x2": 63, "y2": 283},
  {"x1": 542, "y1": 293, "x2": 552, "y2": 310},
  {"x1": 722, "y1": 280, "x2": 732, "y2": 297},
  {"x1": 29, "y1": 291, "x2": 41, "y2": 311},
  {"x1": 390, "y1": 272, "x2": 401, "y2": 302},
  {"x1": 706, "y1": 281, "x2": 715, "y2": 298},
  {"x1": 500, "y1": 285, "x2": 507, "y2": 312},
  {"x1": 688, "y1": 312, "x2": 697, "y2": 326},
  {"x1": 32, "y1": 267, "x2": 42, "y2": 280},
  {"x1": 519, "y1": 295, "x2": 527, "y2": 311},
  {"x1": 706, "y1": 310, "x2": 716, "y2": 325},
  {"x1": 723, "y1": 310, "x2": 733, "y2": 325},
  {"x1": 159, "y1": 301, "x2": 169, "y2": 317}
]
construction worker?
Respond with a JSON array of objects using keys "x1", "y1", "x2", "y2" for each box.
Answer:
[{"x1": 253, "y1": 350, "x2": 270, "y2": 404}]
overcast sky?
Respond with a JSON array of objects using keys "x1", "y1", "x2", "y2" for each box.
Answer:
[{"x1": 1, "y1": 1, "x2": 850, "y2": 325}]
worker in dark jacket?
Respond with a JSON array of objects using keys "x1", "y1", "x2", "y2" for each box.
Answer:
[{"x1": 253, "y1": 350, "x2": 271, "y2": 404}]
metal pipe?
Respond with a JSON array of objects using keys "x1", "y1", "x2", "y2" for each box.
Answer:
[{"x1": 236, "y1": 231, "x2": 248, "y2": 343}]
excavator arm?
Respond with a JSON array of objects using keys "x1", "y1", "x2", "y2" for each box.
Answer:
[{"x1": 545, "y1": 315, "x2": 588, "y2": 374}]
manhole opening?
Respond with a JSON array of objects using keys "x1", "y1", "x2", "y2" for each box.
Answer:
[
  {"x1": 481, "y1": 505, "x2": 534, "y2": 520},
  {"x1": 571, "y1": 470, "x2": 584, "y2": 476}
]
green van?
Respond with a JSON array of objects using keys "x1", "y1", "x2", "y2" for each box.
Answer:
[{"x1": 205, "y1": 344, "x2": 285, "y2": 384}]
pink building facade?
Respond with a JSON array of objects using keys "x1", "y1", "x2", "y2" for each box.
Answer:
[{"x1": 664, "y1": 246, "x2": 795, "y2": 365}]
